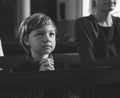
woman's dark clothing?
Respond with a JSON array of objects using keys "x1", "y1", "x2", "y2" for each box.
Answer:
[
  {"x1": 11, "y1": 55, "x2": 79, "y2": 98},
  {"x1": 74, "y1": 15, "x2": 120, "y2": 98},
  {"x1": 75, "y1": 15, "x2": 120, "y2": 60}
]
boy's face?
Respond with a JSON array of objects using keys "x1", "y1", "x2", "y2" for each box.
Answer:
[{"x1": 25, "y1": 25, "x2": 56, "y2": 55}]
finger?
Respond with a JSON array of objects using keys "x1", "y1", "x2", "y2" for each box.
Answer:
[
  {"x1": 39, "y1": 65, "x2": 55, "y2": 71},
  {"x1": 40, "y1": 58, "x2": 54, "y2": 64},
  {"x1": 41, "y1": 61, "x2": 54, "y2": 67}
]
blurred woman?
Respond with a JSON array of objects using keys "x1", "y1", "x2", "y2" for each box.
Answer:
[{"x1": 75, "y1": 0, "x2": 120, "y2": 67}]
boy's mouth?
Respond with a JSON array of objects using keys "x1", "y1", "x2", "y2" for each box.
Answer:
[{"x1": 42, "y1": 45, "x2": 52, "y2": 49}]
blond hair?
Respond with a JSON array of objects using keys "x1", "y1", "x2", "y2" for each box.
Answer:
[
  {"x1": 89, "y1": 0, "x2": 97, "y2": 15},
  {"x1": 18, "y1": 13, "x2": 56, "y2": 54}
]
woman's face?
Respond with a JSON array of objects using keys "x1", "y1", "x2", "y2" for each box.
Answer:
[
  {"x1": 95, "y1": 0, "x2": 117, "y2": 12},
  {"x1": 25, "y1": 24, "x2": 56, "y2": 56}
]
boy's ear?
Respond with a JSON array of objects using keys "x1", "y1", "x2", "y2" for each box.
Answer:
[{"x1": 23, "y1": 35, "x2": 30, "y2": 46}]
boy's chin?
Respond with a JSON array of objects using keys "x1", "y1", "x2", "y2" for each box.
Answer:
[{"x1": 42, "y1": 50, "x2": 53, "y2": 54}]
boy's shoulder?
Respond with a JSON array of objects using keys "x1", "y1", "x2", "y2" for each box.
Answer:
[{"x1": 11, "y1": 60, "x2": 37, "y2": 72}]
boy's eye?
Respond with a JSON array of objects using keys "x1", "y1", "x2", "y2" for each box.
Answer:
[
  {"x1": 49, "y1": 32, "x2": 55, "y2": 37},
  {"x1": 35, "y1": 32, "x2": 44, "y2": 36}
]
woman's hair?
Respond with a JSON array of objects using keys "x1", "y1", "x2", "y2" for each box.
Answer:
[
  {"x1": 18, "y1": 13, "x2": 56, "y2": 54},
  {"x1": 89, "y1": 0, "x2": 97, "y2": 15}
]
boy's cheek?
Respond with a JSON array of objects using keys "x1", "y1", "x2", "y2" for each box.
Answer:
[
  {"x1": 52, "y1": 40, "x2": 56, "y2": 45},
  {"x1": 52, "y1": 44, "x2": 56, "y2": 50},
  {"x1": 53, "y1": 42, "x2": 56, "y2": 48}
]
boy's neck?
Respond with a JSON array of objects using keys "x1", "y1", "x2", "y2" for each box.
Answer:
[{"x1": 32, "y1": 53, "x2": 49, "y2": 62}]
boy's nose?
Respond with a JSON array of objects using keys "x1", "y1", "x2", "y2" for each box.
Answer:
[{"x1": 43, "y1": 35, "x2": 50, "y2": 42}]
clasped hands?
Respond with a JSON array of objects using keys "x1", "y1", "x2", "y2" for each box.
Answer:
[{"x1": 39, "y1": 58, "x2": 55, "y2": 71}]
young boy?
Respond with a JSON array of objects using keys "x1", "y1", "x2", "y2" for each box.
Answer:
[
  {"x1": 11, "y1": 13, "x2": 79, "y2": 98},
  {"x1": 12, "y1": 13, "x2": 57, "y2": 72}
]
